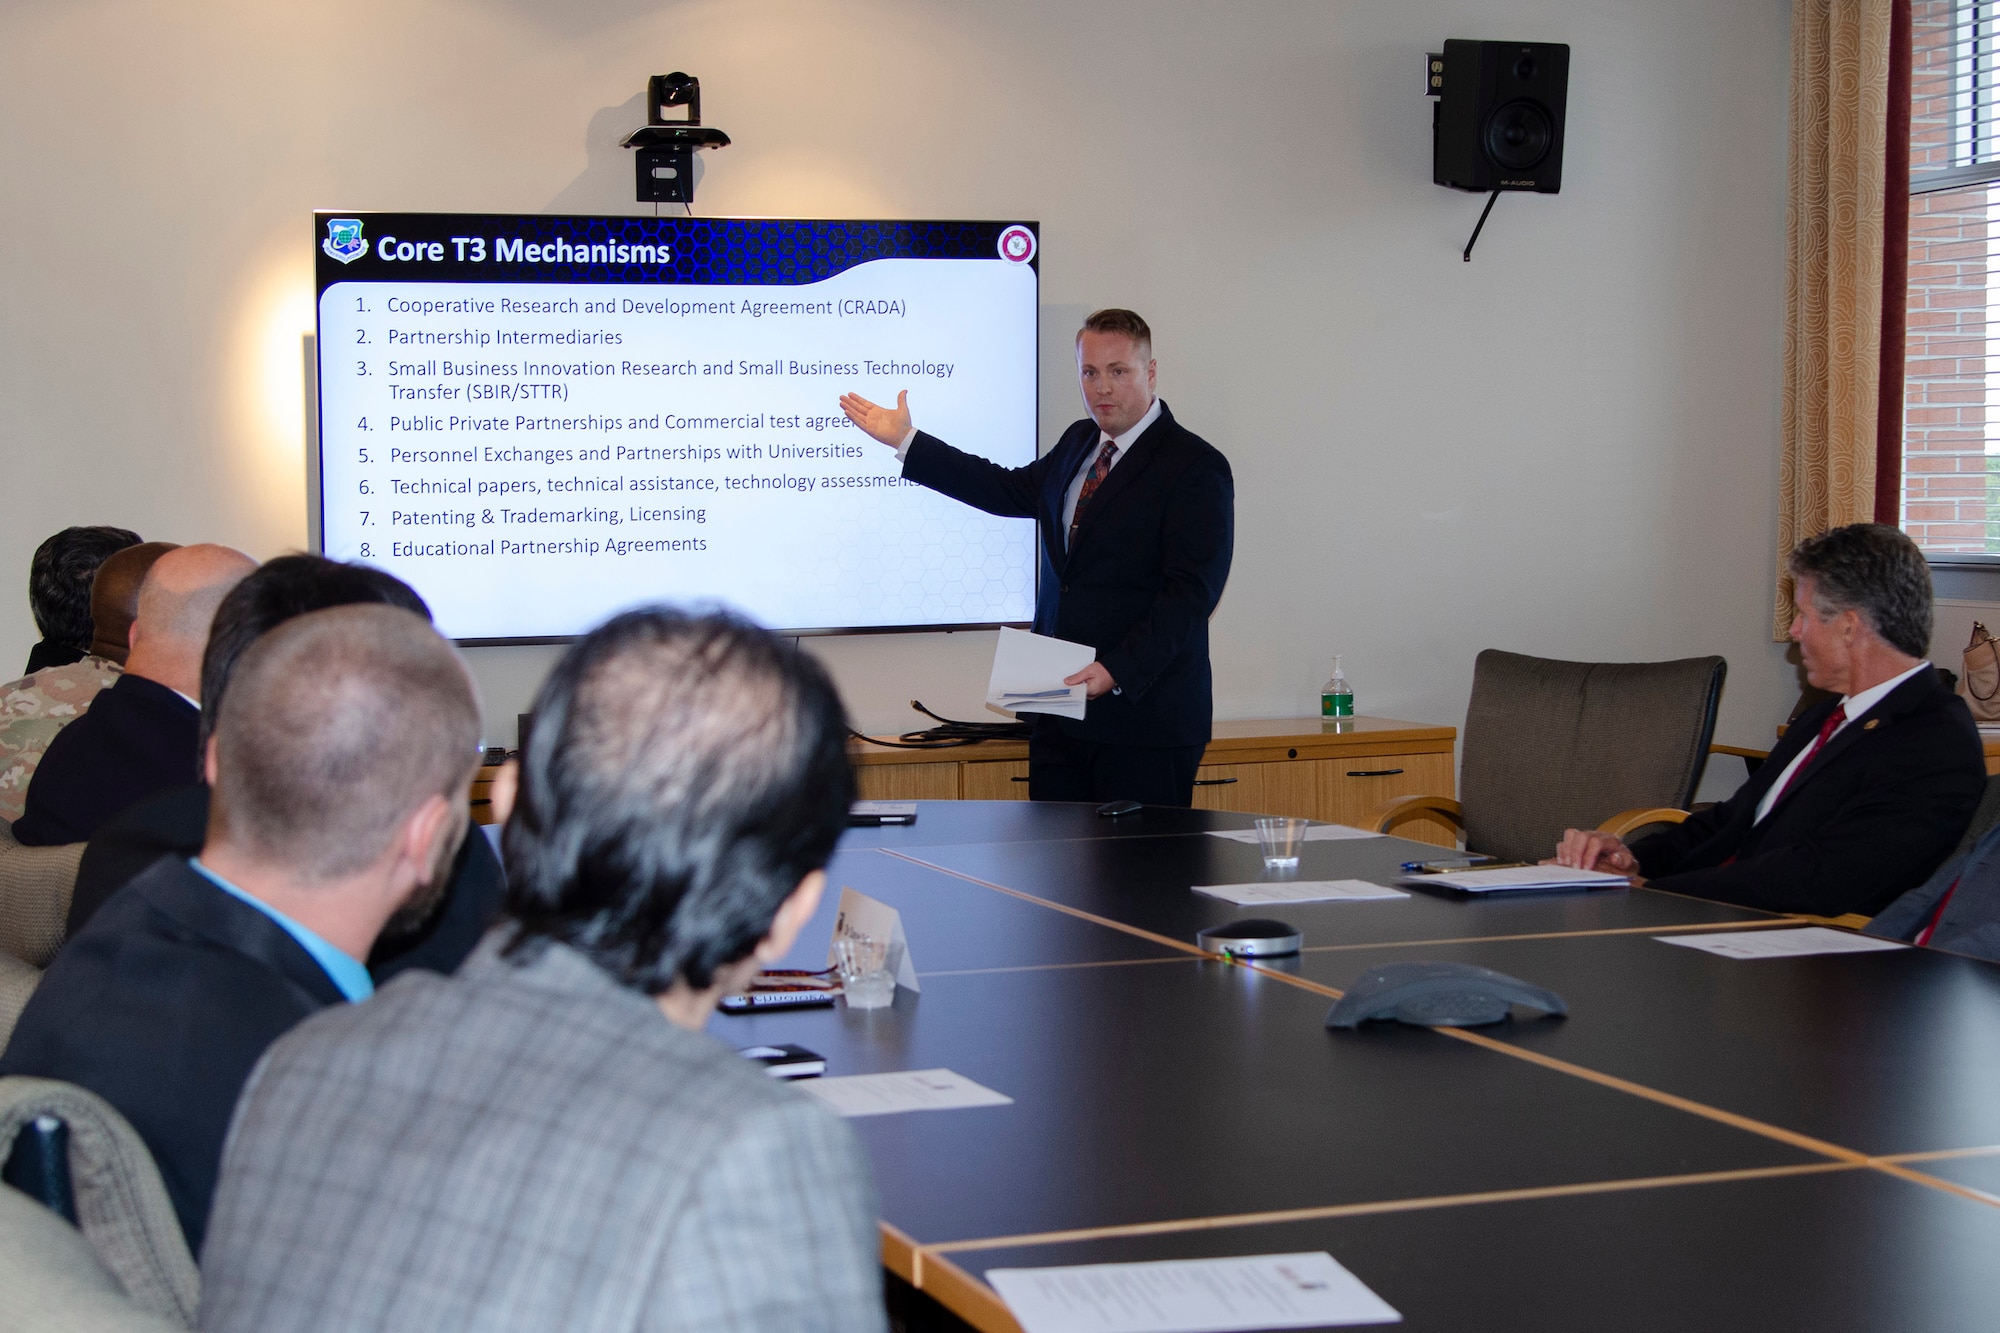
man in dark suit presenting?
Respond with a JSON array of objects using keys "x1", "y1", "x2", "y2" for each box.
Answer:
[{"x1": 840, "y1": 309, "x2": 1234, "y2": 805}]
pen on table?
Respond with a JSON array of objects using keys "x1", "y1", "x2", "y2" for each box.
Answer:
[{"x1": 1399, "y1": 859, "x2": 1528, "y2": 873}]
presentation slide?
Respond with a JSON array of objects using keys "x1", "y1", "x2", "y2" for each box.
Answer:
[{"x1": 313, "y1": 212, "x2": 1040, "y2": 642}]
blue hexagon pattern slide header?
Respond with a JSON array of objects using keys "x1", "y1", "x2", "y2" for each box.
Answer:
[{"x1": 316, "y1": 212, "x2": 1037, "y2": 290}]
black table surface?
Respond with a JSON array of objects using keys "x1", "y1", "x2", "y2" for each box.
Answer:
[
  {"x1": 709, "y1": 801, "x2": 2000, "y2": 1331},
  {"x1": 950, "y1": 1166, "x2": 2000, "y2": 1332},
  {"x1": 898, "y1": 829, "x2": 1785, "y2": 949}
]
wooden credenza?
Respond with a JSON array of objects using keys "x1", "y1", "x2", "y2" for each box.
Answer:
[{"x1": 849, "y1": 716, "x2": 1460, "y2": 846}]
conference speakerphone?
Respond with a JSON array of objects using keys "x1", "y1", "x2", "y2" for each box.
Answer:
[
  {"x1": 311, "y1": 211, "x2": 1041, "y2": 644},
  {"x1": 1197, "y1": 919, "x2": 1305, "y2": 958}
]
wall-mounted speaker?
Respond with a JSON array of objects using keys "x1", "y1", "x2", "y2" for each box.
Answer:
[{"x1": 1429, "y1": 40, "x2": 1569, "y2": 194}]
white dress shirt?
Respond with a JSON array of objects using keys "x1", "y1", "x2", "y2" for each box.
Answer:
[
  {"x1": 1055, "y1": 398, "x2": 1161, "y2": 547},
  {"x1": 1753, "y1": 659, "x2": 1932, "y2": 824},
  {"x1": 895, "y1": 399, "x2": 1163, "y2": 550}
]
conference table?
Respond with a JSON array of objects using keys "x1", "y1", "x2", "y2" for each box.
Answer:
[{"x1": 714, "y1": 801, "x2": 2000, "y2": 1331}]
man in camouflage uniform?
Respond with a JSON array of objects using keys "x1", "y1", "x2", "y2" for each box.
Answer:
[
  {"x1": 1, "y1": 541, "x2": 175, "y2": 827},
  {"x1": 22, "y1": 525, "x2": 140, "y2": 674},
  {"x1": 0, "y1": 656, "x2": 124, "y2": 824}
]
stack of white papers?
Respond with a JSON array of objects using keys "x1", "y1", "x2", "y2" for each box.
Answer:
[
  {"x1": 799, "y1": 1068, "x2": 1012, "y2": 1117},
  {"x1": 987, "y1": 627, "x2": 1096, "y2": 719},
  {"x1": 1654, "y1": 927, "x2": 1907, "y2": 960},
  {"x1": 986, "y1": 1252, "x2": 1401, "y2": 1332},
  {"x1": 1205, "y1": 824, "x2": 1384, "y2": 844},
  {"x1": 1193, "y1": 880, "x2": 1408, "y2": 906},
  {"x1": 1396, "y1": 865, "x2": 1629, "y2": 893}
]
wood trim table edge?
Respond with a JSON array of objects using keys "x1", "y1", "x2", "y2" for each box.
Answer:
[{"x1": 849, "y1": 716, "x2": 1456, "y2": 767}]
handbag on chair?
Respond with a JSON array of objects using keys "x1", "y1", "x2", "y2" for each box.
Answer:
[{"x1": 1961, "y1": 622, "x2": 2000, "y2": 723}]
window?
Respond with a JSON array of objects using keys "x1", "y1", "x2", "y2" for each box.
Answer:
[{"x1": 1905, "y1": 2, "x2": 2000, "y2": 552}]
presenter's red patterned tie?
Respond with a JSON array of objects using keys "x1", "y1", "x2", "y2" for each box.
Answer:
[{"x1": 1067, "y1": 438, "x2": 1119, "y2": 551}]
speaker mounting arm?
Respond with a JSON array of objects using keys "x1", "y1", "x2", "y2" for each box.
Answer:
[{"x1": 1462, "y1": 190, "x2": 1500, "y2": 263}]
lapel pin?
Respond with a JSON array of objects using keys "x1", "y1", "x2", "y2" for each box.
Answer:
[{"x1": 1863, "y1": 719, "x2": 1880, "y2": 730}]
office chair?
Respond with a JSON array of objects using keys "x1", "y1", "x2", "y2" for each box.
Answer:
[
  {"x1": 1376, "y1": 649, "x2": 1726, "y2": 864},
  {"x1": 0, "y1": 950, "x2": 37, "y2": 1050},
  {"x1": 0, "y1": 1078, "x2": 197, "y2": 1326},
  {"x1": 0, "y1": 1183, "x2": 185, "y2": 1332},
  {"x1": 0, "y1": 820, "x2": 85, "y2": 967}
]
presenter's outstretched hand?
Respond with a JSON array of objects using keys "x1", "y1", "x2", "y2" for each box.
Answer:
[
  {"x1": 1066, "y1": 662, "x2": 1117, "y2": 700},
  {"x1": 1548, "y1": 828, "x2": 1645, "y2": 886},
  {"x1": 839, "y1": 390, "x2": 912, "y2": 448}
]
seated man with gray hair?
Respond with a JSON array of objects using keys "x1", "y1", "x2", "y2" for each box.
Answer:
[
  {"x1": 200, "y1": 608, "x2": 884, "y2": 1333},
  {"x1": 0, "y1": 604, "x2": 480, "y2": 1253},
  {"x1": 1554, "y1": 523, "x2": 1984, "y2": 917}
]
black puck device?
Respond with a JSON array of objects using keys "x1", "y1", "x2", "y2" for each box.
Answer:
[{"x1": 1196, "y1": 918, "x2": 1303, "y2": 958}]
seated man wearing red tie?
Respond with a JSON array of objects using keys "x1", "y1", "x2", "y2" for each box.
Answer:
[{"x1": 1553, "y1": 523, "x2": 1984, "y2": 917}]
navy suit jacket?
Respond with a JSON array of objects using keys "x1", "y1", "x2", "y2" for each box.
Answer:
[
  {"x1": 1868, "y1": 815, "x2": 2000, "y2": 961},
  {"x1": 902, "y1": 401, "x2": 1234, "y2": 747},
  {"x1": 1630, "y1": 667, "x2": 1984, "y2": 916},
  {"x1": 65, "y1": 783, "x2": 505, "y2": 983},
  {"x1": 10, "y1": 671, "x2": 200, "y2": 846},
  {"x1": 0, "y1": 855, "x2": 346, "y2": 1252}
]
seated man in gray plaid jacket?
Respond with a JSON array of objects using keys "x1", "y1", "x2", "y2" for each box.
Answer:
[{"x1": 199, "y1": 607, "x2": 885, "y2": 1333}]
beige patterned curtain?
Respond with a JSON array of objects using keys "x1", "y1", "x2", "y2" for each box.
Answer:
[{"x1": 1776, "y1": 0, "x2": 1896, "y2": 637}]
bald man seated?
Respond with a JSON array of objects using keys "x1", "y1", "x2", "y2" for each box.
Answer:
[
  {"x1": 0, "y1": 604, "x2": 480, "y2": 1252},
  {"x1": 66, "y1": 554, "x2": 507, "y2": 984},
  {"x1": 88, "y1": 540, "x2": 183, "y2": 667},
  {"x1": 12, "y1": 544, "x2": 254, "y2": 845}
]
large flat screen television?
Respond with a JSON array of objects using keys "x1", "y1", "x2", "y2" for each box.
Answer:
[{"x1": 312, "y1": 211, "x2": 1040, "y2": 643}]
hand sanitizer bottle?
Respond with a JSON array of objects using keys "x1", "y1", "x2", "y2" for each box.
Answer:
[{"x1": 1321, "y1": 656, "x2": 1354, "y2": 718}]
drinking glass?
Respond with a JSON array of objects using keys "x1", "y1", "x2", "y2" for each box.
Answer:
[
  {"x1": 836, "y1": 932, "x2": 896, "y2": 1009},
  {"x1": 1255, "y1": 816, "x2": 1308, "y2": 871}
]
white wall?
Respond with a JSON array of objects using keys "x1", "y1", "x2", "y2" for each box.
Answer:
[{"x1": 0, "y1": 0, "x2": 1803, "y2": 752}]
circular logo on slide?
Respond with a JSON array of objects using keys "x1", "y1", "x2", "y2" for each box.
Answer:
[{"x1": 997, "y1": 225, "x2": 1036, "y2": 264}]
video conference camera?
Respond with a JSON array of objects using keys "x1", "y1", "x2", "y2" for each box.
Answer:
[{"x1": 620, "y1": 72, "x2": 730, "y2": 205}]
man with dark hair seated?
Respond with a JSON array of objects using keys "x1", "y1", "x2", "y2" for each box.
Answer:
[
  {"x1": 1, "y1": 541, "x2": 174, "y2": 825},
  {"x1": 13, "y1": 544, "x2": 255, "y2": 846},
  {"x1": 85, "y1": 541, "x2": 180, "y2": 666},
  {"x1": 1554, "y1": 523, "x2": 1985, "y2": 917},
  {"x1": 67, "y1": 553, "x2": 506, "y2": 981},
  {"x1": 21, "y1": 524, "x2": 142, "y2": 673},
  {"x1": 201, "y1": 608, "x2": 885, "y2": 1333},
  {"x1": 0, "y1": 605, "x2": 481, "y2": 1253}
]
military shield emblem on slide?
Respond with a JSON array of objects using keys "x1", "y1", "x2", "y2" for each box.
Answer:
[{"x1": 323, "y1": 218, "x2": 369, "y2": 263}]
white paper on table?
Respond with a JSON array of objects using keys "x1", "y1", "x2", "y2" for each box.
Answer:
[
  {"x1": 1205, "y1": 824, "x2": 1384, "y2": 844},
  {"x1": 1654, "y1": 927, "x2": 1908, "y2": 960},
  {"x1": 1192, "y1": 880, "x2": 1408, "y2": 906},
  {"x1": 800, "y1": 1068, "x2": 1013, "y2": 1117},
  {"x1": 828, "y1": 887, "x2": 921, "y2": 991},
  {"x1": 1396, "y1": 865, "x2": 1629, "y2": 892},
  {"x1": 987, "y1": 627, "x2": 1095, "y2": 719},
  {"x1": 850, "y1": 800, "x2": 917, "y2": 818},
  {"x1": 985, "y1": 1251, "x2": 1401, "y2": 1333}
]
